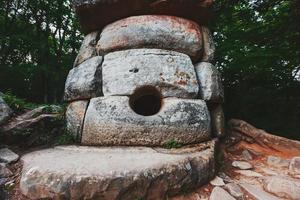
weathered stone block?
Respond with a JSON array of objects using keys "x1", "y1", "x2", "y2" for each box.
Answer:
[
  {"x1": 20, "y1": 140, "x2": 216, "y2": 200},
  {"x1": 64, "y1": 56, "x2": 103, "y2": 101},
  {"x1": 195, "y1": 62, "x2": 224, "y2": 102},
  {"x1": 0, "y1": 96, "x2": 12, "y2": 125},
  {"x1": 65, "y1": 100, "x2": 89, "y2": 141},
  {"x1": 73, "y1": 31, "x2": 99, "y2": 67},
  {"x1": 201, "y1": 26, "x2": 215, "y2": 62},
  {"x1": 97, "y1": 16, "x2": 202, "y2": 60},
  {"x1": 102, "y1": 49, "x2": 199, "y2": 98},
  {"x1": 82, "y1": 96, "x2": 211, "y2": 146}
]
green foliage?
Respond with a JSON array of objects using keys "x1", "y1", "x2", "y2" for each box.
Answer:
[
  {"x1": 2, "y1": 91, "x2": 38, "y2": 112},
  {"x1": 165, "y1": 139, "x2": 182, "y2": 149},
  {"x1": 55, "y1": 130, "x2": 76, "y2": 146},
  {"x1": 213, "y1": 0, "x2": 300, "y2": 140}
]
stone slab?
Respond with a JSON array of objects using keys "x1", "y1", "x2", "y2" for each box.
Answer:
[
  {"x1": 72, "y1": 0, "x2": 213, "y2": 33},
  {"x1": 102, "y1": 49, "x2": 199, "y2": 98},
  {"x1": 209, "y1": 187, "x2": 236, "y2": 200},
  {"x1": 64, "y1": 56, "x2": 103, "y2": 101},
  {"x1": 82, "y1": 96, "x2": 211, "y2": 146},
  {"x1": 97, "y1": 15, "x2": 202, "y2": 61},
  {"x1": 65, "y1": 100, "x2": 89, "y2": 141},
  {"x1": 195, "y1": 62, "x2": 224, "y2": 102},
  {"x1": 20, "y1": 140, "x2": 216, "y2": 200}
]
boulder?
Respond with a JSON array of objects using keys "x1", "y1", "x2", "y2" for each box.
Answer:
[
  {"x1": 0, "y1": 163, "x2": 12, "y2": 178},
  {"x1": 72, "y1": 0, "x2": 213, "y2": 33},
  {"x1": 201, "y1": 26, "x2": 215, "y2": 62},
  {"x1": 64, "y1": 56, "x2": 103, "y2": 101},
  {"x1": 82, "y1": 96, "x2": 211, "y2": 146},
  {"x1": 102, "y1": 49, "x2": 199, "y2": 98},
  {"x1": 0, "y1": 148, "x2": 19, "y2": 164},
  {"x1": 20, "y1": 141, "x2": 216, "y2": 200},
  {"x1": 195, "y1": 62, "x2": 224, "y2": 102},
  {"x1": 65, "y1": 100, "x2": 89, "y2": 142},
  {"x1": 73, "y1": 31, "x2": 99, "y2": 67},
  {"x1": 97, "y1": 15, "x2": 203, "y2": 61},
  {"x1": 0, "y1": 96, "x2": 12, "y2": 125},
  {"x1": 263, "y1": 176, "x2": 300, "y2": 200},
  {"x1": 209, "y1": 104, "x2": 225, "y2": 137}
]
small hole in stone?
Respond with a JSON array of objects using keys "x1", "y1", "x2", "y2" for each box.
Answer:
[
  {"x1": 129, "y1": 68, "x2": 139, "y2": 73},
  {"x1": 129, "y1": 86, "x2": 162, "y2": 116}
]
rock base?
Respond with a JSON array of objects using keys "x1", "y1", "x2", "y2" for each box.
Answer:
[{"x1": 20, "y1": 140, "x2": 217, "y2": 200}]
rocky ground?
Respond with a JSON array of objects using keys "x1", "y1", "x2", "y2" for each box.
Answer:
[{"x1": 1, "y1": 119, "x2": 300, "y2": 200}]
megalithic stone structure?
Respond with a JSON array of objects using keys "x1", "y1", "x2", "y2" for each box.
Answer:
[{"x1": 20, "y1": 1, "x2": 225, "y2": 199}]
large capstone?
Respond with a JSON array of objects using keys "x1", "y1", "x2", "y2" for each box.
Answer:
[
  {"x1": 195, "y1": 62, "x2": 224, "y2": 102},
  {"x1": 102, "y1": 49, "x2": 199, "y2": 98},
  {"x1": 73, "y1": 31, "x2": 99, "y2": 67},
  {"x1": 64, "y1": 56, "x2": 103, "y2": 101},
  {"x1": 97, "y1": 15, "x2": 202, "y2": 61},
  {"x1": 81, "y1": 96, "x2": 211, "y2": 146},
  {"x1": 65, "y1": 100, "x2": 89, "y2": 141},
  {"x1": 72, "y1": 0, "x2": 213, "y2": 33},
  {"x1": 20, "y1": 140, "x2": 216, "y2": 200}
]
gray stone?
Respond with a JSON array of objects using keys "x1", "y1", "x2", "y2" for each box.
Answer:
[
  {"x1": 289, "y1": 157, "x2": 300, "y2": 174},
  {"x1": 241, "y1": 150, "x2": 253, "y2": 160},
  {"x1": 201, "y1": 26, "x2": 215, "y2": 62},
  {"x1": 65, "y1": 100, "x2": 89, "y2": 142},
  {"x1": 263, "y1": 176, "x2": 300, "y2": 200},
  {"x1": 210, "y1": 176, "x2": 225, "y2": 186},
  {"x1": 0, "y1": 96, "x2": 12, "y2": 125},
  {"x1": 225, "y1": 183, "x2": 243, "y2": 198},
  {"x1": 235, "y1": 170, "x2": 262, "y2": 177},
  {"x1": 0, "y1": 148, "x2": 19, "y2": 163},
  {"x1": 209, "y1": 187, "x2": 236, "y2": 200},
  {"x1": 195, "y1": 62, "x2": 224, "y2": 102},
  {"x1": 102, "y1": 49, "x2": 199, "y2": 98},
  {"x1": 267, "y1": 156, "x2": 290, "y2": 168},
  {"x1": 82, "y1": 96, "x2": 211, "y2": 146},
  {"x1": 20, "y1": 141, "x2": 216, "y2": 200},
  {"x1": 97, "y1": 15, "x2": 203, "y2": 61},
  {"x1": 210, "y1": 104, "x2": 225, "y2": 137},
  {"x1": 240, "y1": 183, "x2": 281, "y2": 200},
  {"x1": 0, "y1": 163, "x2": 12, "y2": 178},
  {"x1": 64, "y1": 56, "x2": 103, "y2": 101},
  {"x1": 232, "y1": 161, "x2": 253, "y2": 170},
  {"x1": 73, "y1": 31, "x2": 99, "y2": 67}
]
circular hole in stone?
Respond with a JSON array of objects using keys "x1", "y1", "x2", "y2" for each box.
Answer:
[{"x1": 129, "y1": 86, "x2": 162, "y2": 116}]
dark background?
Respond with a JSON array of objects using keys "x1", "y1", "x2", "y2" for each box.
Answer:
[{"x1": 0, "y1": 0, "x2": 299, "y2": 139}]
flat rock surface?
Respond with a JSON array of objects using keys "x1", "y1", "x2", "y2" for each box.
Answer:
[
  {"x1": 0, "y1": 148, "x2": 19, "y2": 164},
  {"x1": 64, "y1": 56, "x2": 103, "y2": 101},
  {"x1": 82, "y1": 96, "x2": 211, "y2": 146},
  {"x1": 97, "y1": 15, "x2": 202, "y2": 60},
  {"x1": 102, "y1": 49, "x2": 199, "y2": 98},
  {"x1": 20, "y1": 141, "x2": 216, "y2": 200},
  {"x1": 209, "y1": 187, "x2": 235, "y2": 200}
]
